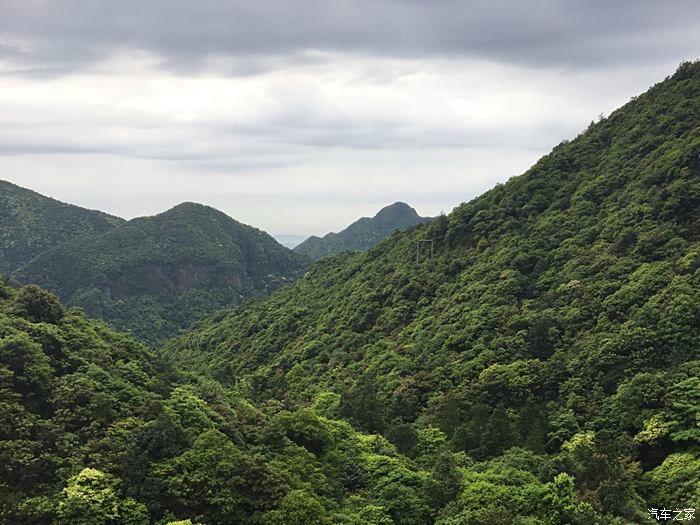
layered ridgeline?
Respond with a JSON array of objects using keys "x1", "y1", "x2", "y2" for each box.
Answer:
[
  {"x1": 0, "y1": 180, "x2": 124, "y2": 274},
  {"x1": 0, "y1": 280, "x2": 475, "y2": 525},
  {"x1": 14, "y1": 202, "x2": 309, "y2": 344},
  {"x1": 294, "y1": 202, "x2": 432, "y2": 260},
  {"x1": 169, "y1": 62, "x2": 700, "y2": 522}
]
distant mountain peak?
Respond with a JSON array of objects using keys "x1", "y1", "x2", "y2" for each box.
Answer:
[
  {"x1": 159, "y1": 201, "x2": 224, "y2": 217},
  {"x1": 374, "y1": 202, "x2": 421, "y2": 222},
  {"x1": 377, "y1": 201, "x2": 416, "y2": 213},
  {"x1": 294, "y1": 202, "x2": 431, "y2": 260},
  {"x1": 168, "y1": 201, "x2": 206, "y2": 210}
]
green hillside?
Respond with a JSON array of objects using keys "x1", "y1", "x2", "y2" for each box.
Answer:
[
  {"x1": 295, "y1": 202, "x2": 432, "y2": 260},
  {"x1": 0, "y1": 180, "x2": 124, "y2": 274},
  {"x1": 13, "y1": 202, "x2": 310, "y2": 344},
  {"x1": 1, "y1": 279, "x2": 480, "y2": 525},
  {"x1": 168, "y1": 62, "x2": 700, "y2": 522}
]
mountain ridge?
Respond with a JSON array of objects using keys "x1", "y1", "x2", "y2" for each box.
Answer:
[
  {"x1": 0, "y1": 179, "x2": 124, "y2": 274},
  {"x1": 294, "y1": 201, "x2": 432, "y2": 260},
  {"x1": 13, "y1": 199, "x2": 310, "y2": 344}
]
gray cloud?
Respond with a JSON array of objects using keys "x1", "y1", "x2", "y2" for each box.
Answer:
[
  {"x1": 1, "y1": 0, "x2": 699, "y2": 75},
  {"x1": 1, "y1": 1, "x2": 699, "y2": 234}
]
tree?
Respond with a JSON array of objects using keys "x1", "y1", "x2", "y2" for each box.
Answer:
[
  {"x1": 666, "y1": 376, "x2": 700, "y2": 444},
  {"x1": 155, "y1": 429, "x2": 286, "y2": 523},
  {"x1": 163, "y1": 386, "x2": 223, "y2": 439},
  {"x1": 261, "y1": 490, "x2": 330, "y2": 525},
  {"x1": 643, "y1": 453, "x2": 700, "y2": 507},
  {"x1": 0, "y1": 333, "x2": 52, "y2": 399},
  {"x1": 55, "y1": 468, "x2": 148, "y2": 525},
  {"x1": 542, "y1": 473, "x2": 596, "y2": 525},
  {"x1": 12, "y1": 284, "x2": 64, "y2": 324}
]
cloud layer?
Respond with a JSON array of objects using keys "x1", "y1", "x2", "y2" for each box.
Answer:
[
  {"x1": 2, "y1": 0, "x2": 700, "y2": 74},
  {"x1": 0, "y1": 1, "x2": 699, "y2": 234}
]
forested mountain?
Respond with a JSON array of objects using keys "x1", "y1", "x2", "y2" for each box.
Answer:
[
  {"x1": 294, "y1": 202, "x2": 431, "y2": 260},
  {"x1": 13, "y1": 202, "x2": 310, "y2": 344},
  {"x1": 0, "y1": 279, "x2": 467, "y2": 525},
  {"x1": 167, "y1": 62, "x2": 700, "y2": 522},
  {"x1": 0, "y1": 180, "x2": 124, "y2": 274}
]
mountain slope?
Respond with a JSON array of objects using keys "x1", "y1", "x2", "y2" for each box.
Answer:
[
  {"x1": 294, "y1": 202, "x2": 432, "y2": 260},
  {"x1": 0, "y1": 179, "x2": 124, "y2": 274},
  {"x1": 14, "y1": 202, "x2": 310, "y2": 344},
  {"x1": 1, "y1": 279, "x2": 471, "y2": 525},
  {"x1": 168, "y1": 62, "x2": 700, "y2": 521}
]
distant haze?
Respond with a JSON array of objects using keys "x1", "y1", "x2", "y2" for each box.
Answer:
[
  {"x1": 1, "y1": 1, "x2": 699, "y2": 235},
  {"x1": 274, "y1": 234, "x2": 308, "y2": 249}
]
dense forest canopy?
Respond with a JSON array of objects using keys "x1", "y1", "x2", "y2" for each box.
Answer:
[
  {"x1": 0, "y1": 279, "x2": 468, "y2": 525},
  {"x1": 1, "y1": 62, "x2": 700, "y2": 524},
  {"x1": 0, "y1": 180, "x2": 123, "y2": 275}
]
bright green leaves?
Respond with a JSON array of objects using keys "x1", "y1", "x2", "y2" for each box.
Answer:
[
  {"x1": 154, "y1": 428, "x2": 286, "y2": 524},
  {"x1": 261, "y1": 490, "x2": 330, "y2": 525},
  {"x1": 56, "y1": 468, "x2": 148, "y2": 525},
  {"x1": 542, "y1": 473, "x2": 598, "y2": 525},
  {"x1": 643, "y1": 453, "x2": 700, "y2": 509},
  {"x1": 164, "y1": 386, "x2": 224, "y2": 439},
  {"x1": 666, "y1": 376, "x2": 700, "y2": 444},
  {"x1": 479, "y1": 359, "x2": 544, "y2": 403},
  {"x1": 274, "y1": 408, "x2": 333, "y2": 454},
  {"x1": 635, "y1": 414, "x2": 672, "y2": 447}
]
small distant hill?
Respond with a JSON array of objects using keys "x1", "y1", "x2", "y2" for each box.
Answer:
[
  {"x1": 13, "y1": 201, "x2": 310, "y2": 343},
  {"x1": 294, "y1": 202, "x2": 431, "y2": 260},
  {"x1": 0, "y1": 179, "x2": 124, "y2": 273}
]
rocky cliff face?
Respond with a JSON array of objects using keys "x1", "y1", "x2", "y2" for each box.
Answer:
[{"x1": 104, "y1": 262, "x2": 246, "y2": 301}]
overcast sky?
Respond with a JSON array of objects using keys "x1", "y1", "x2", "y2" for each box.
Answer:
[{"x1": 1, "y1": 1, "x2": 699, "y2": 236}]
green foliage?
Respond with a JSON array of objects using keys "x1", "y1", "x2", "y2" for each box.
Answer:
[
  {"x1": 666, "y1": 376, "x2": 700, "y2": 443},
  {"x1": 56, "y1": 468, "x2": 148, "y2": 525},
  {"x1": 154, "y1": 428, "x2": 286, "y2": 523},
  {"x1": 163, "y1": 386, "x2": 224, "y2": 439},
  {"x1": 0, "y1": 278, "x2": 452, "y2": 524},
  {"x1": 0, "y1": 332, "x2": 53, "y2": 397},
  {"x1": 12, "y1": 201, "x2": 309, "y2": 344},
  {"x1": 260, "y1": 489, "x2": 330, "y2": 525},
  {"x1": 542, "y1": 473, "x2": 598, "y2": 525},
  {"x1": 0, "y1": 179, "x2": 123, "y2": 275},
  {"x1": 642, "y1": 452, "x2": 700, "y2": 508},
  {"x1": 312, "y1": 391, "x2": 342, "y2": 418},
  {"x1": 12, "y1": 284, "x2": 65, "y2": 324}
]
